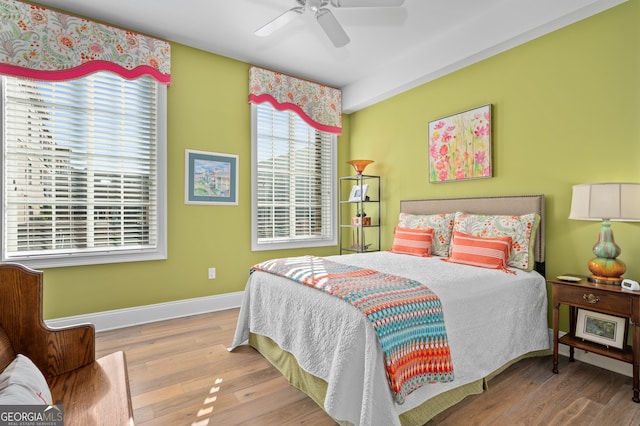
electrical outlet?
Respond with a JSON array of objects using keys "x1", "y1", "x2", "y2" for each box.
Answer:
[{"x1": 208, "y1": 267, "x2": 216, "y2": 279}]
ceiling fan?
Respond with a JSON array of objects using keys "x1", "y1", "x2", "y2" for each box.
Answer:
[{"x1": 255, "y1": 0, "x2": 406, "y2": 48}]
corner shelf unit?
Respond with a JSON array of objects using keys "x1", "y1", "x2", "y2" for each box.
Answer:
[{"x1": 339, "y1": 175, "x2": 380, "y2": 254}]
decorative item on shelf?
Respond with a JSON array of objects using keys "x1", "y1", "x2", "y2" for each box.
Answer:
[
  {"x1": 347, "y1": 159, "x2": 374, "y2": 175},
  {"x1": 352, "y1": 217, "x2": 371, "y2": 226},
  {"x1": 351, "y1": 228, "x2": 370, "y2": 251},
  {"x1": 348, "y1": 184, "x2": 369, "y2": 202},
  {"x1": 352, "y1": 211, "x2": 371, "y2": 226},
  {"x1": 575, "y1": 309, "x2": 626, "y2": 349},
  {"x1": 569, "y1": 182, "x2": 640, "y2": 284}
]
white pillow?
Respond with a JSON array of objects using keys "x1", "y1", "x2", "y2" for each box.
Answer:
[{"x1": 0, "y1": 354, "x2": 52, "y2": 405}]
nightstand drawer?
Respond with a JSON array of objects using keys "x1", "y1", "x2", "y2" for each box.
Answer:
[{"x1": 555, "y1": 285, "x2": 633, "y2": 316}]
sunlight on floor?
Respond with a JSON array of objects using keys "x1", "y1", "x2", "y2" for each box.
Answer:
[{"x1": 191, "y1": 378, "x2": 223, "y2": 426}]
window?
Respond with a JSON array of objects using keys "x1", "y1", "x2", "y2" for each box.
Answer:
[
  {"x1": 251, "y1": 103, "x2": 336, "y2": 251},
  {"x1": 1, "y1": 72, "x2": 167, "y2": 268}
]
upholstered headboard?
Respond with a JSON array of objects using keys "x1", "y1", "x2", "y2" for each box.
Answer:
[{"x1": 400, "y1": 194, "x2": 545, "y2": 271}]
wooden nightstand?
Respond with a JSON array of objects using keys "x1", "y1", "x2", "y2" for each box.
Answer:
[{"x1": 550, "y1": 275, "x2": 640, "y2": 402}]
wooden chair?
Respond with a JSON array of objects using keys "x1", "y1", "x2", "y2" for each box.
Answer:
[{"x1": 0, "y1": 263, "x2": 134, "y2": 425}]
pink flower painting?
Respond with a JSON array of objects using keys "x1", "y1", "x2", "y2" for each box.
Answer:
[{"x1": 428, "y1": 104, "x2": 492, "y2": 183}]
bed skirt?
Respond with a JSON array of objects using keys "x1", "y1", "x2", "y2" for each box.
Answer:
[{"x1": 249, "y1": 332, "x2": 550, "y2": 425}]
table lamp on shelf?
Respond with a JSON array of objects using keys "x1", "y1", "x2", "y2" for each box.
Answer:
[{"x1": 569, "y1": 182, "x2": 640, "y2": 284}]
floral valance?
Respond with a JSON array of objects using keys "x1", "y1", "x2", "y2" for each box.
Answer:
[
  {"x1": 0, "y1": 0, "x2": 170, "y2": 84},
  {"x1": 249, "y1": 66, "x2": 341, "y2": 135}
]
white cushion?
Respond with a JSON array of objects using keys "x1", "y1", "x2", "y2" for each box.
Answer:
[{"x1": 0, "y1": 354, "x2": 52, "y2": 405}]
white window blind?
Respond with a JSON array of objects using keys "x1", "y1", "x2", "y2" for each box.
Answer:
[
  {"x1": 1, "y1": 72, "x2": 167, "y2": 267},
  {"x1": 252, "y1": 103, "x2": 336, "y2": 250}
]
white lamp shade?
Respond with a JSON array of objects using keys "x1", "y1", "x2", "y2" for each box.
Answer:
[{"x1": 569, "y1": 183, "x2": 640, "y2": 222}]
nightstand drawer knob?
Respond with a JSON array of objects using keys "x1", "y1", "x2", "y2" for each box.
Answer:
[{"x1": 583, "y1": 293, "x2": 600, "y2": 304}]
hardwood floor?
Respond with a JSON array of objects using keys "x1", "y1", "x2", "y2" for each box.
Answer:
[{"x1": 95, "y1": 308, "x2": 640, "y2": 425}]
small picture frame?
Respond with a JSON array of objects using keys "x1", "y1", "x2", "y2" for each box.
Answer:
[
  {"x1": 575, "y1": 309, "x2": 626, "y2": 349},
  {"x1": 185, "y1": 149, "x2": 238, "y2": 205},
  {"x1": 348, "y1": 184, "x2": 369, "y2": 202}
]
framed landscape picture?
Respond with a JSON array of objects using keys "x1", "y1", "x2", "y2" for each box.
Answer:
[
  {"x1": 428, "y1": 104, "x2": 492, "y2": 183},
  {"x1": 185, "y1": 150, "x2": 238, "y2": 205},
  {"x1": 575, "y1": 309, "x2": 626, "y2": 349}
]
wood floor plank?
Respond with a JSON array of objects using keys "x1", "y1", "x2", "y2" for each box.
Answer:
[
  {"x1": 545, "y1": 397, "x2": 604, "y2": 426},
  {"x1": 94, "y1": 308, "x2": 640, "y2": 425},
  {"x1": 591, "y1": 385, "x2": 640, "y2": 426}
]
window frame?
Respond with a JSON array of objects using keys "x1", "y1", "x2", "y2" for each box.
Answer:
[
  {"x1": 0, "y1": 75, "x2": 167, "y2": 269},
  {"x1": 251, "y1": 103, "x2": 337, "y2": 251}
]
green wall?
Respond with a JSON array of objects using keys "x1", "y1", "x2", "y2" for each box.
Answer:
[
  {"x1": 42, "y1": 0, "x2": 638, "y2": 321},
  {"x1": 348, "y1": 0, "x2": 640, "y2": 285},
  {"x1": 42, "y1": 44, "x2": 351, "y2": 319}
]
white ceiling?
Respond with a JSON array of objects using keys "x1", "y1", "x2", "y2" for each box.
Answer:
[{"x1": 35, "y1": 0, "x2": 625, "y2": 113}]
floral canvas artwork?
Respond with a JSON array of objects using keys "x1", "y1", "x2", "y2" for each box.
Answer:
[{"x1": 428, "y1": 104, "x2": 492, "y2": 183}]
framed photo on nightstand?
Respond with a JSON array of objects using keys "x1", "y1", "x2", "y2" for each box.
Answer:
[{"x1": 575, "y1": 309, "x2": 626, "y2": 349}]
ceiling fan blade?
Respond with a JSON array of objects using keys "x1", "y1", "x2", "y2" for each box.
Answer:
[
  {"x1": 331, "y1": 0, "x2": 405, "y2": 7},
  {"x1": 316, "y1": 9, "x2": 350, "y2": 47},
  {"x1": 255, "y1": 7, "x2": 303, "y2": 37}
]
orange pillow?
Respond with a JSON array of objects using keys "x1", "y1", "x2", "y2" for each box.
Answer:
[
  {"x1": 389, "y1": 227, "x2": 434, "y2": 257},
  {"x1": 445, "y1": 231, "x2": 513, "y2": 273}
]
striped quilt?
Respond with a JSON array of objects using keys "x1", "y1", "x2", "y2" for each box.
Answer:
[{"x1": 250, "y1": 255, "x2": 454, "y2": 404}]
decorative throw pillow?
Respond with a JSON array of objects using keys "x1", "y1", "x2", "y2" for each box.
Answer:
[
  {"x1": 389, "y1": 227, "x2": 434, "y2": 257},
  {"x1": 397, "y1": 213, "x2": 454, "y2": 257},
  {"x1": 445, "y1": 231, "x2": 513, "y2": 272},
  {"x1": 452, "y1": 212, "x2": 540, "y2": 271},
  {"x1": 0, "y1": 354, "x2": 52, "y2": 405}
]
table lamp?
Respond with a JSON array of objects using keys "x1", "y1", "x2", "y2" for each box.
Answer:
[{"x1": 569, "y1": 183, "x2": 640, "y2": 284}]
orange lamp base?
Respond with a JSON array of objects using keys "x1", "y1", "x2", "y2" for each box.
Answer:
[{"x1": 587, "y1": 257, "x2": 626, "y2": 285}]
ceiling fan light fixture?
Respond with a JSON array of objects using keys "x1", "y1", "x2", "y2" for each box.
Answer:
[
  {"x1": 307, "y1": 0, "x2": 326, "y2": 13},
  {"x1": 256, "y1": 0, "x2": 404, "y2": 46}
]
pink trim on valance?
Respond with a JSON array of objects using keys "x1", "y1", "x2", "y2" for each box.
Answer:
[
  {"x1": 249, "y1": 93, "x2": 341, "y2": 134},
  {"x1": 0, "y1": 61, "x2": 171, "y2": 84},
  {"x1": 0, "y1": 0, "x2": 170, "y2": 84},
  {"x1": 249, "y1": 66, "x2": 342, "y2": 135}
]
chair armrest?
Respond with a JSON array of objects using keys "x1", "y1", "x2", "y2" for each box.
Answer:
[
  {"x1": 0, "y1": 263, "x2": 95, "y2": 377},
  {"x1": 42, "y1": 323, "x2": 96, "y2": 376},
  {"x1": 48, "y1": 351, "x2": 134, "y2": 426}
]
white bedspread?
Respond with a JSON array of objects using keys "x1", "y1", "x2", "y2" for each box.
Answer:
[{"x1": 230, "y1": 251, "x2": 549, "y2": 426}]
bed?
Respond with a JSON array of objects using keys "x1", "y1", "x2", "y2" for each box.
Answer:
[{"x1": 230, "y1": 194, "x2": 550, "y2": 425}]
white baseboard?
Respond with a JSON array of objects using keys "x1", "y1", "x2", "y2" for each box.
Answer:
[
  {"x1": 45, "y1": 291, "x2": 244, "y2": 332},
  {"x1": 549, "y1": 329, "x2": 632, "y2": 378}
]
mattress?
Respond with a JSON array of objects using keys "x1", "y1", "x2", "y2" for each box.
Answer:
[{"x1": 230, "y1": 251, "x2": 550, "y2": 425}]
